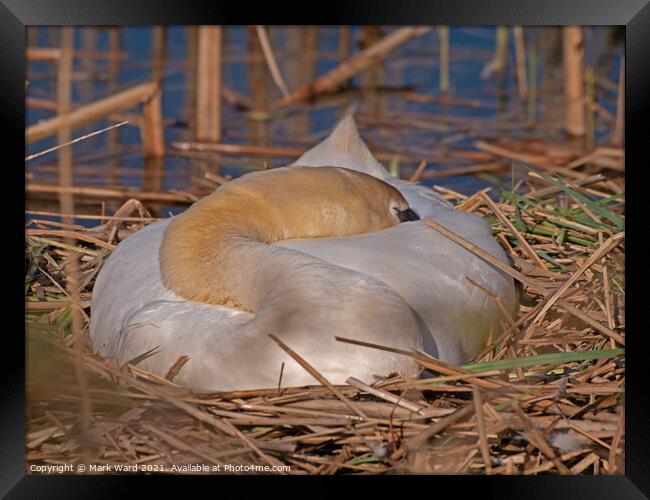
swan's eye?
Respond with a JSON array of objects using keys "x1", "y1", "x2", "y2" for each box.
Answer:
[{"x1": 395, "y1": 207, "x2": 420, "y2": 223}]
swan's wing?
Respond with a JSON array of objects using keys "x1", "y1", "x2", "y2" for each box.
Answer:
[
  {"x1": 90, "y1": 220, "x2": 272, "y2": 391},
  {"x1": 117, "y1": 282, "x2": 422, "y2": 392},
  {"x1": 114, "y1": 299, "x2": 258, "y2": 390},
  {"x1": 90, "y1": 219, "x2": 249, "y2": 358},
  {"x1": 90, "y1": 219, "x2": 422, "y2": 391},
  {"x1": 90, "y1": 221, "x2": 172, "y2": 356},
  {"x1": 277, "y1": 215, "x2": 517, "y2": 363}
]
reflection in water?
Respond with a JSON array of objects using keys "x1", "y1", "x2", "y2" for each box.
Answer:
[
  {"x1": 142, "y1": 156, "x2": 165, "y2": 192},
  {"x1": 247, "y1": 26, "x2": 270, "y2": 149},
  {"x1": 284, "y1": 27, "x2": 315, "y2": 142},
  {"x1": 25, "y1": 26, "x2": 624, "y2": 222}
]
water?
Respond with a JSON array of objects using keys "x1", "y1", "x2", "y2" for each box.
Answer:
[{"x1": 26, "y1": 26, "x2": 623, "y2": 221}]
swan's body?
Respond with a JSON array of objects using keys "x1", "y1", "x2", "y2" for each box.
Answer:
[
  {"x1": 90, "y1": 117, "x2": 517, "y2": 391},
  {"x1": 159, "y1": 166, "x2": 415, "y2": 310}
]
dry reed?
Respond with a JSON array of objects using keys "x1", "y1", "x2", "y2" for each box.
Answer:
[
  {"x1": 25, "y1": 161, "x2": 624, "y2": 475},
  {"x1": 25, "y1": 25, "x2": 625, "y2": 476}
]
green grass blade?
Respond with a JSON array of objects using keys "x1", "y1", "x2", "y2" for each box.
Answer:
[
  {"x1": 462, "y1": 348, "x2": 624, "y2": 373},
  {"x1": 512, "y1": 161, "x2": 625, "y2": 230},
  {"x1": 347, "y1": 456, "x2": 381, "y2": 465}
]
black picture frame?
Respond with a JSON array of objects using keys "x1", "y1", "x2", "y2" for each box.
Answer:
[{"x1": 4, "y1": 1, "x2": 649, "y2": 496}]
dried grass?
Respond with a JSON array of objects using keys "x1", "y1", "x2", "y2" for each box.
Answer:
[{"x1": 25, "y1": 159, "x2": 624, "y2": 475}]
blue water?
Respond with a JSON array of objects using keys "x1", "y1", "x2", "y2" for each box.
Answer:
[{"x1": 26, "y1": 26, "x2": 623, "y2": 221}]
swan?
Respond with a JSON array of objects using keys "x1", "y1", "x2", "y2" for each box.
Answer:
[{"x1": 90, "y1": 116, "x2": 517, "y2": 391}]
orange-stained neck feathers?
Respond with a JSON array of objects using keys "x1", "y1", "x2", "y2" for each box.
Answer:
[{"x1": 159, "y1": 166, "x2": 411, "y2": 309}]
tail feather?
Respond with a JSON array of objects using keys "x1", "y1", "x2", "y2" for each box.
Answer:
[{"x1": 290, "y1": 115, "x2": 390, "y2": 179}]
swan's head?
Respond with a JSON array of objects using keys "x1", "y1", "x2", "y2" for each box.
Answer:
[
  {"x1": 362, "y1": 172, "x2": 419, "y2": 225},
  {"x1": 304, "y1": 166, "x2": 420, "y2": 230},
  {"x1": 217, "y1": 165, "x2": 420, "y2": 236}
]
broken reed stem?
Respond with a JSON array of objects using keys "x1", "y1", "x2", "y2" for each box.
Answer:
[
  {"x1": 585, "y1": 65, "x2": 595, "y2": 152},
  {"x1": 473, "y1": 387, "x2": 493, "y2": 474},
  {"x1": 196, "y1": 26, "x2": 222, "y2": 142},
  {"x1": 563, "y1": 26, "x2": 585, "y2": 137},
  {"x1": 466, "y1": 276, "x2": 514, "y2": 324},
  {"x1": 424, "y1": 217, "x2": 623, "y2": 347},
  {"x1": 339, "y1": 26, "x2": 351, "y2": 61},
  {"x1": 423, "y1": 161, "x2": 506, "y2": 179},
  {"x1": 57, "y1": 27, "x2": 74, "y2": 218},
  {"x1": 555, "y1": 300, "x2": 624, "y2": 346},
  {"x1": 532, "y1": 231, "x2": 624, "y2": 324},
  {"x1": 612, "y1": 57, "x2": 624, "y2": 147},
  {"x1": 513, "y1": 26, "x2": 527, "y2": 99},
  {"x1": 141, "y1": 423, "x2": 227, "y2": 466},
  {"x1": 164, "y1": 355, "x2": 190, "y2": 382},
  {"x1": 410, "y1": 346, "x2": 503, "y2": 390},
  {"x1": 345, "y1": 377, "x2": 423, "y2": 414},
  {"x1": 495, "y1": 26, "x2": 509, "y2": 112},
  {"x1": 335, "y1": 336, "x2": 500, "y2": 390},
  {"x1": 26, "y1": 121, "x2": 129, "y2": 162},
  {"x1": 602, "y1": 262, "x2": 616, "y2": 331},
  {"x1": 422, "y1": 218, "x2": 547, "y2": 295},
  {"x1": 140, "y1": 27, "x2": 166, "y2": 158},
  {"x1": 255, "y1": 26, "x2": 291, "y2": 98},
  {"x1": 527, "y1": 39, "x2": 537, "y2": 125},
  {"x1": 607, "y1": 406, "x2": 625, "y2": 474},
  {"x1": 185, "y1": 27, "x2": 199, "y2": 131},
  {"x1": 276, "y1": 27, "x2": 431, "y2": 106},
  {"x1": 219, "y1": 419, "x2": 287, "y2": 471},
  {"x1": 396, "y1": 400, "x2": 479, "y2": 460},
  {"x1": 78, "y1": 28, "x2": 96, "y2": 107},
  {"x1": 26, "y1": 47, "x2": 127, "y2": 61},
  {"x1": 473, "y1": 141, "x2": 550, "y2": 169},
  {"x1": 437, "y1": 26, "x2": 450, "y2": 94},
  {"x1": 27, "y1": 82, "x2": 158, "y2": 144},
  {"x1": 107, "y1": 27, "x2": 122, "y2": 87},
  {"x1": 151, "y1": 26, "x2": 166, "y2": 84},
  {"x1": 268, "y1": 334, "x2": 368, "y2": 420},
  {"x1": 247, "y1": 25, "x2": 271, "y2": 146},
  {"x1": 480, "y1": 192, "x2": 547, "y2": 269},
  {"x1": 359, "y1": 26, "x2": 383, "y2": 97},
  {"x1": 107, "y1": 27, "x2": 123, "y2": 189},
  {"x1": 141, "y1": 87, "x2": 165, "y2": 157},
  {"x1": 512, "y1": 402, "x2": 571, "y2": 474},
  {"x1": 27, "y1": 183, "x2": 195, "y2": 203},
  {"x1": 409, "y1": 160, "x2": 427, "y2": 182}
]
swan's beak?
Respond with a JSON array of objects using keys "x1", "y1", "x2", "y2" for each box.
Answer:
[{"x1": 397, "y1": 208, "x2": 420, "y2": 222}]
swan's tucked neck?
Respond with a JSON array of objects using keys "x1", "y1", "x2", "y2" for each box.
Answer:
[{"x1": 159, "y1": 166, "x2": 409, "y2": 310}]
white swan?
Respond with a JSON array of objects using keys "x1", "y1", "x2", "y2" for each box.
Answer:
[{"x1": 90, "y1": 116, "x2": 517, "y2": 391}]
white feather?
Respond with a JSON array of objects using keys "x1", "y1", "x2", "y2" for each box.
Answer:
[{"x1": 90, "y1": 116, "x2": 517, "y2": 391}]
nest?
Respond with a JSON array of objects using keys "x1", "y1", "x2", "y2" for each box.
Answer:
[{"x1": 25, "y1": 165, "x2": 624, "y2": 475}]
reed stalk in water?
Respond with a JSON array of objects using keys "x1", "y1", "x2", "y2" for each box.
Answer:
[
  {"x1": 563, "y1": 26, "x2": 585, "y2": 137},
  {"x1": 513, "y1": 26, "x2": 527, "y2": 99},
  {"x1": 437, "y1": 26, "x2": 450, "y2": 94},
  {"x1": 196, "y1": 26, "x2": 223, "y2": 143}
]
